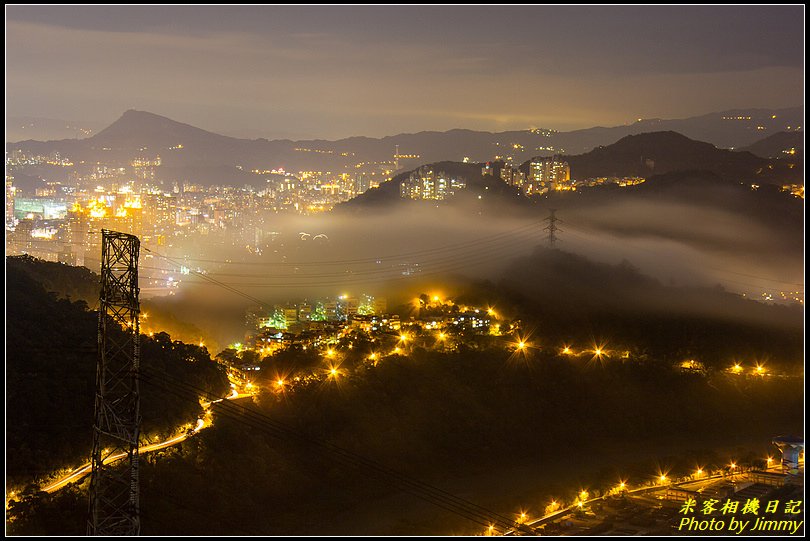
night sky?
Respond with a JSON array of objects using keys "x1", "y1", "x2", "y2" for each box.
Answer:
[{"x1": 5, "y1": 5, "x2": 804, "y2": 140}]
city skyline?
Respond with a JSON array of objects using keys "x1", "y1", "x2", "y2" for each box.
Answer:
[{"x1": 6, "y1": 5, "x2": 804, "y2": 140}]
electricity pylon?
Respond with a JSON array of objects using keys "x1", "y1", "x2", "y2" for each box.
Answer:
[
  {"x1": 544, "y1": 209, "x2": 561, "y2": 246},
  {"x1": 88, "y1": 230, "x2": 141, "y2": 535}
]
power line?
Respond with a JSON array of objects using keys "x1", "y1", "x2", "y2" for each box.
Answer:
[
  {"x1": 138, "y1": 371, "x2": 518, "y2": 533},
  {"x1": 163, "y1": 221, "x2": 542, "y2": 268},
  {"x1": 140, "y1": 235, "x2": 539, "y2": 304},
  {"x1": 138, "y1": 230, "x2": 536, "y2": 278},
  {"x1": 139, "y1": 487, "x2": 263, "y2": 536},
  {"x1": 141, "y1": 232, "x2": 536, "y2": 283},
  {"x1": 137, "y1": 369, "x2": 520, "y2": 533}
]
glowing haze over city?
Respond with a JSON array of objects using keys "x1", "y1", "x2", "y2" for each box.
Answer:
[{"x1": 5, "y1": 5, "x2": 804, "y2": 537}]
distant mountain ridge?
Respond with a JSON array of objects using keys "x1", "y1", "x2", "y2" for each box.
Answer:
[
  {"x1": 552, "y1": 130, "x2": 792, "y2": 182},
  {"x1": 342, "y1": 131, "x2": 803, "y2": 218},
  {"x1": 552, "y1": 108, "x2": 802, "y2": 155},
  {"x1": 740, "y1": 131, "x2": 803, "y2": 159},
  {"x1": 6, "y1": 107, "x2": 802, "y2": 187}
]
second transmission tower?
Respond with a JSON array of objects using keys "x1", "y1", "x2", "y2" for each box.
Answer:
[{"x1": 543, "y1": 209, "x2": 561, "y2": 247}]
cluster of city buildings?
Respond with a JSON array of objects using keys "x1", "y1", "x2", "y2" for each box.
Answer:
[
  {"x1": 5, "y1": 173, "x2": 224, "y2": 266},
  {"x1": 399, "y1": 166, "x2": 467, "y2": 201},
  {"x1": 495, "y1": 156, "x2": 645, "y2": 195},
  {"x1": 238, "y1": 294, "x2": 508, "y2": 360},
  {"x1": 6, "y1": 145, "x2": 648, "y2": 270},
  {"x1": 4, "y1": 157, "x2": 390, "y2": 272},
  {"x1": 4, "y1": 144, "x2": 429, "y2": 266},
  {"x1": 398, "y1": 157, "x2": 574, "y2": 202},
  {"x1": 248, "y1": 294, "x2": 389, "y2": 332}
]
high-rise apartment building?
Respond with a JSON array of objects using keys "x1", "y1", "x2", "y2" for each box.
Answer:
[
  {"x1": 400, "y1": 166, "x2": 466, "y2": 201},
  {"x1": 528, "y1": 156, "x2": 570, "y2": 194}
]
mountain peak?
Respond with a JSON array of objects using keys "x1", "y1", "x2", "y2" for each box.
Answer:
[
  {"x1": 90, "y1": 110, "x2": 235, "y2": 149},
  {"x1": 563, "y1": 130, "x2": 767, "y2": 181},
  {"x1": 612, "y1": 130, "x2": 712, "y2": 148},
  {"x1": 120, "y1": 108, "x2": 163, "y2": 120}
]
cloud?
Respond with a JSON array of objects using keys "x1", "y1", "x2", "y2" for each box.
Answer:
[{"x1": 5, "y1": 8, "x2": 803, "y2": 139}]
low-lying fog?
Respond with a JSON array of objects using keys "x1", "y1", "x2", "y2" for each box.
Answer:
[{"x1": 142, "y1": 191, "x2": 803, "y2": 349}]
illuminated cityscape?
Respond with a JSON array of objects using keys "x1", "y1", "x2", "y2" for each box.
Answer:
[{"x1": 4, "y1": 5, "x2": 804, "y2": 537}]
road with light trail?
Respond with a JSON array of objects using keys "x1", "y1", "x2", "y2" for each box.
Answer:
[
  {"x1": 36, "y1": 392, "x2": 252, "y2": 494},
  {"x1": 503, "y1": 467, "x2": 778, "y2": 535}
]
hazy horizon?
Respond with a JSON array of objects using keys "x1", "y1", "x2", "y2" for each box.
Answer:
[
  {"x1": 6, "y1": 5, "x2": 803, "y2": 140},
  {"x1": 6, "y1": 103, "x2": 805, "y2": 144}
]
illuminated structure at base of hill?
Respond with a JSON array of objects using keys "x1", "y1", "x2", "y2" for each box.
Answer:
[{"x1": 772, "y1": 435, "x2": 804, "y2": 476}]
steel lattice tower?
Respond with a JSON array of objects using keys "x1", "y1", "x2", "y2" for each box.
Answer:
[
  {"x1": 544, "y1": 208, "x2": 561, "y2": 246},
  {"x1": 88, "y1": 230, "x2": 141, "y2": 535}
]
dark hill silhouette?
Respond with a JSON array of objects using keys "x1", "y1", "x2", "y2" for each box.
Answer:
[
  {"x1": 495, "y1": 247, "x2": 802, "y2": 338},
  {"x1": 6, "y1": 255, "x2": 212, "y2": 348},
  {"x1": 6, "y1": 255, "x2": 99, "y2": 303},
  {"x1": 340, "y1": 133, "x2": 804, "y2": 214},
  {"x1": 5, "y1": 259, "x2": 229, "y2": 486},
  {"x1": 521, "y1": 131, "x2": 798, "y2": 184},
  {"x1": 566, "y1": 131, "x2": 764, "y2": 179},
  {"x1": 335, "y1": 160, "x2": 526, "y2": 213},
  {"x1": 740, "y1": 131, "x2": 803, "y2": 159}
]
